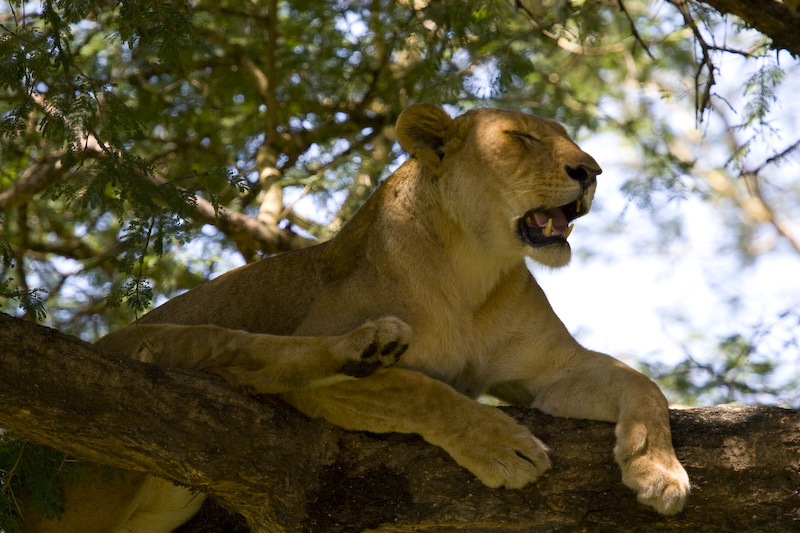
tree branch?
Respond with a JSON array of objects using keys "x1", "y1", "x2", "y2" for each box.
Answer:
[
  {"x1": 1, "y1": 312, "x2": 799, "y2": 531},
  {"x1": 667, "y1": 0, "x2": 719, "y2": 120},
  {"x1": 0, "y1": 137, "x2": 102, "y2": 210},
  {"x1": 0, "y1": 312, "x2": 331, "y2": 530},
  {"x1": 83, "y1": 137, "x2": 315, "y2": 256},
  {"x1": 9, "y1": 90, "x2": 314, "y2": 259},
  {"x1": 617, "y1": 0, "x2": 656, "y2": 60},
  {"x1": 697, "y1": 0, "x2": 800, "y2": 57},
  {"x1": 704, "y1": 108, "x2": 800, "y2": 255}
]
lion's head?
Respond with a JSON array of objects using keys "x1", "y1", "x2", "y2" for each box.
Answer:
[{"x1": 396, "y1": 104, "x2": 601, "y2": 268}]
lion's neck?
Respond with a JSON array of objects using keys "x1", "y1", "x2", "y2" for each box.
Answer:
[{"x1": 359, "y1": 161, "x2": 523, "y2": 309}]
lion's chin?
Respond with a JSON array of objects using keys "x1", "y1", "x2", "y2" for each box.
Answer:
[{"x1": 526, "y1": 243, "x2": 572, "y2": 268}]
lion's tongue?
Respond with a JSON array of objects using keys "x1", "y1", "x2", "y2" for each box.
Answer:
[{"x1": 533, "y1": 208, "x2": 569, "y2": 235}]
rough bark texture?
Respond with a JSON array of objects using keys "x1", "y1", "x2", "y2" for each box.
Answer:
[
  {"x1": 1, "y1": 312, "x2": 799, "y2": 532},
  {"x1": 699, "y1": 0, "x2": 800, "y2": 56}
]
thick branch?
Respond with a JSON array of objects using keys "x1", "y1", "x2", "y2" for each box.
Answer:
[
  {"x1": 697, "y1": 0, "x2": 800, "y2": 57},
  {"x1": 0, "y1": 158, "x2": 65, "y2": 210},
  {"x1": 1, "y1": 312, "x2": 799, "y2": 532},
  {"x1": 0, "y1": 312, "x2": 334, "y2": 530}
]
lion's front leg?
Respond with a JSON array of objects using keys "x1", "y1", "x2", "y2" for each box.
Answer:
[
  {"x1": 496, "y1": 349, "x2": 690, "y2": 515},
  {"x1": 280, "y1": 367, "x2": 551, "y2": 489},
  {"x1": 612, "y1": 399, "x2": 690, "y2": 515},
  {"x1": 97, "y1": 317, "x2": 411, "y2": 394},
  {"x1": 330, "y1": 317, "x2": 411, "y2": 379}
]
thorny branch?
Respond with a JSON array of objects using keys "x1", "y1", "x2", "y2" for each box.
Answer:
[
  {"x1": 667, "y1": 0, "x2": 718, "y2": 121},
  {"x1": 4, "y1": 87, "x2": 316, "y2": 259},
  {"x1": 513, "y1": 0, "x2": 629, "y2": 55}
]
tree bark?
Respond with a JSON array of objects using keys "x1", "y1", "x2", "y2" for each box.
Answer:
[
  {"x1": 697, "y1": 0, "x2": 800, "y2": 56},
  {"x1": 1, "y1": 312, "x2": 798, "y2": 532}
]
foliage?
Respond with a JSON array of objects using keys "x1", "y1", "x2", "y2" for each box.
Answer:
[
  {"x1": 0, "y1": 433, "x2": 92, "y2": 532},
  {"x1": 640, "y1": 309, "x2": 800, "y2": 407}
]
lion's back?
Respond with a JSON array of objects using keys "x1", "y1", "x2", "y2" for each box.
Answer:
[{"x1": 137, "y1": 243, "x2": 332, "y2": 336}]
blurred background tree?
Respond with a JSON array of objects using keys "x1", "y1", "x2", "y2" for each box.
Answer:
[{"x1": 1, "y1": 0, "x2": 798, "y2": 408}]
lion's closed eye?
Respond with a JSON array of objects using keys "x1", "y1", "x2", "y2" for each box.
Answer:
[{"x1": 506, "y1": 130, "x2": 545, "y2": 145}]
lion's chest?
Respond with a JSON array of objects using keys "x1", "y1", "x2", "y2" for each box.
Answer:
[{"x1": 397, "y1": 316, "x2": 504, "y2": 399}]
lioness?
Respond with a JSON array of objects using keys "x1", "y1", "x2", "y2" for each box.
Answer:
[{"x1": 27, "y1": 104, "x2": 690, "y2": 532}]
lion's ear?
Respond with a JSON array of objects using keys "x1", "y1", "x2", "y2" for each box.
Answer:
[{"x1": 396, "y1": 104, "x2": 453, "y2": 166}]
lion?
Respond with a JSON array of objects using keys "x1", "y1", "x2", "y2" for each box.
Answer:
[{"x1": 25, "y1": 104, "x2": 690, "y2": 532}]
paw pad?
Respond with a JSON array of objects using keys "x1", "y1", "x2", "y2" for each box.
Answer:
[{"x1": 337, "y1": 317, "x2": 411, "y2": 378}]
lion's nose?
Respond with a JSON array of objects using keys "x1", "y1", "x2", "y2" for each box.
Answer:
[{"x1": 565, "y1": 164, "x2": 601, "y2": 185}]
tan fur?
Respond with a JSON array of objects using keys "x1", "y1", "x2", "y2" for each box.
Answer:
[{"x1": 26, "y1": 105, "x2": 689, "y2": 532}]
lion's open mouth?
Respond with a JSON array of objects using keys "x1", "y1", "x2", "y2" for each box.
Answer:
[{"x1": 518, "y1": 199, "x2": 586, "y2": 248}]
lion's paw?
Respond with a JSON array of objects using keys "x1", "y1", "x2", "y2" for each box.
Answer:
[
  {"x1": 448, "y1": 410, "x2": 550, "y2": 489},
  {"x1": 615, "y1": 423, "x2": 690, "y2": 515},
  {"x1": 336, "y1": 317, "x2": 411, "y2": 378},
  {"x1": 620, "y1": 452, "x2": 690, "y2": 515}
]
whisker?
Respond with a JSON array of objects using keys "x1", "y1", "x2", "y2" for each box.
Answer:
[{"x1": 501, "y1": 181, "x2": 535, "y2": 198}]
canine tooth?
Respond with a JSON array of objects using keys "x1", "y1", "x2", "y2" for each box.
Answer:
[
  {"x1": 543, "y1": 218, "x2": 554, "y2": 237},
  {"x1": 565, "y1": 224, "x2": 574, "y2": 238},
  {"x1": 525, "y1": 215, "x2": 535, "y2": 227},
  {"x1": 576, "y1": 199, "x2": 582, "y2": 212}
]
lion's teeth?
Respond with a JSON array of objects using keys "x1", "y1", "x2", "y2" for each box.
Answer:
[
  {"x1": 576, "y1": 199, "x2": 582, "y2": 213},
  {"x1": 543, "y1": 218, "x2": 554, "y2": 237},
  {"x1": 525, "y1": 215, "x2": 535, "y2": 227},
  {"x1": 565, "y1": 224, "x2": 574, "y2": 238}
]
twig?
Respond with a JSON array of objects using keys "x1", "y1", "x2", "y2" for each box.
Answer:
[
  {"x1": 14, "y1": 205, "x2": 32, "y2": 320},
  {"x1": 666, "y1": 0, "x2": 717, "y2": 122},
  {"x1": 1, "y1": 441, "x2": 26, "y2": 518},
  {"x1": 764, "y1": 139, "x2": 800, "y2": 168},
  {"x1": 617, "y1": 0, "x2": 655, "y2": 60}
]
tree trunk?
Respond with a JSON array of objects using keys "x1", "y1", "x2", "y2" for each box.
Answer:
[{"x1": 1, "y1": 312, "x2": 798, "y2": 532}]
